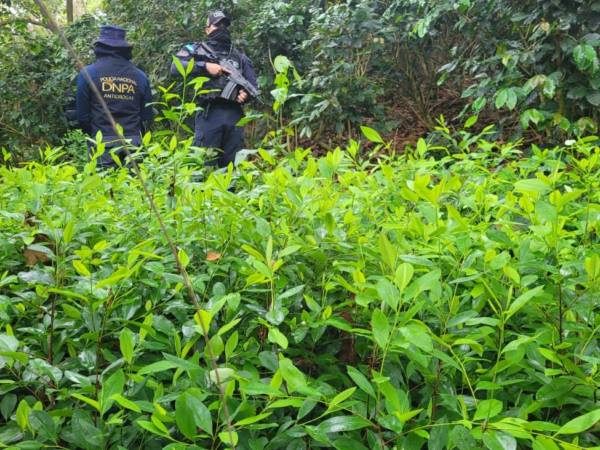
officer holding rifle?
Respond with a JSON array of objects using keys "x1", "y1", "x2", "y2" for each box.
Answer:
[{"x1": 171, "y1": 10, "x2": 259, "y2": 168}]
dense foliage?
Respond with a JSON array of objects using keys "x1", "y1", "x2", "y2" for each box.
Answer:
[
  {"x1": 0, "y1": 124, "x2": 599, "y2": 448},
  {"x1": 5, "y1": 0, "x2": 600, "y2": 154},
  {"x1": 1, "y1": 3, "x2": 600, "y2": 448}
]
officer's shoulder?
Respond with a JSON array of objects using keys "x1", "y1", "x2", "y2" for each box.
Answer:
[
  {"x1": 175, "y1": 42, "x2": 198, "y2": 57},
  {"x1": 78, "y1": 63, "x2": 98, "y2": 78},
  {"x1": 233, "y1": 45, "x2": 250, "y2": 60},
  {"x1": 239, "y1": 51, "x2": 253, "y2": 65}
]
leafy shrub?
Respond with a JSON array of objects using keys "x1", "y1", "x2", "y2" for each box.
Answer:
[
  {"x1": 0, "y1": 15, "x2": 98, "y2": 160},
  {"x1": 6, "y1": 0, "x2": 600, "y2": 154},
  {"x1": 0, "y1": 124, "x2": 599, "y2": 448},
  {"x1": 433, "y1": 0, "x2": 600, "y2": 137}
]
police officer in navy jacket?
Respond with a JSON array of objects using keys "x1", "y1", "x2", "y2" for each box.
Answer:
[
  {"x1": 76, "y1": 25, "x2": 153, "y2": 169},
  {"x1": 171, "y1": 11, "x2": 258, "y2": 168}
]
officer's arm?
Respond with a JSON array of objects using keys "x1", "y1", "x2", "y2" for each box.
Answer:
[
  {"x1": 75, "y1": 71, "x2": 92, "y2": 134},
  {"x1": 170, "y1": 46, "x2": 208, "y2": 77},
  {"x1": 237, "y1": 55, "x2": 258, "y2": 104},
  {"x1": 242, "y1": 55, "x2": 258, "y2": 90}
]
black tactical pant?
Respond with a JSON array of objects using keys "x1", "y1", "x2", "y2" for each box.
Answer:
[{"x1": 195, "y1": 101, "x2": 244, "y2": 168}]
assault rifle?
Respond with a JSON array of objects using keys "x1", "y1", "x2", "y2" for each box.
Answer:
[{"x1": 193, "y1": 43, "x2": 261, "y2": 103}]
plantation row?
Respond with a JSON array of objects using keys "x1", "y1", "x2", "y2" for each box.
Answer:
[{"x1": 0, "y1": 133, "x2": 599, "y2": 449}]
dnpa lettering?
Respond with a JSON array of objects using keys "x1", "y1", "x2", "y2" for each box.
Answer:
[{"x1": 101, "y1": 80, "x2": 136, "y2": 94}]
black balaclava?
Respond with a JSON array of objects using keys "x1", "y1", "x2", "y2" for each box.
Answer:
[
  {"x1": 94, "y1": 43, "x2": 133, "y2": 60},
  {"x1": 206, "y1": 26, "x2": 232, "y2": 53}
]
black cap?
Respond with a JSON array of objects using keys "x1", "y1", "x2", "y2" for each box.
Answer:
[{"x1": 206, "y1": 10, "x2": 230, "y2": 27}]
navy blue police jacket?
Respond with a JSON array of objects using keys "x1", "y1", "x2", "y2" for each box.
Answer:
[{"x1": 76, "y1": 47, "x2": 153, "y2": 142}]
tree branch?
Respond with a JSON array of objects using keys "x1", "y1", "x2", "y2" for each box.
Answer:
[{"x1": 0, "y1": 16, "x2": 50, "y2": 29}]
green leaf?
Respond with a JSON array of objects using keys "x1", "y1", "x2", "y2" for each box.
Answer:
[
  {"x1": 137, "y1": 360, "x2": 178, "y2": 375},
  {"x1": 101, "y1": 369, "x2": 125, "y2": 415},
  {"x1": 506, "y1": 89, "x2": 518, "y2": 110},
  {"x1": 394, "y1": 262, "x2": 414, "y2": 292},
  {"x1": 119, "y1": 328, "x2": 135, "y2": 364},
  {"x1": 178, "y1": 248, "x2": 190, "y2": 268},
  {"x1": 317, "y1": 416, "x2": 371, "y2": 433},
  {"x1": 163, "y1": 353, "x2": 201, "y2": 372},
  {"x1": 72, "y1": 411, "x2": 104, "y2": 448},
  {"x1": 225, "y1": 331, "x2": 238, "y2": 359},
  {"x1": 234, "y1": 412, "x2": 272, "y2": 426},
  {"x1": 15, "y1": 400, "x2": 30, "y2": 431},
  {"x1": 110, "y1": 394, "x2": 141, "y2": 413},
  {"x1": 279, "y1": 245, "x2": 302, "y2": 258},
  {"x1": 585, "y1": 253, "x2": 600, "y2": 280},
  {"x1": 556, "y1": 408, "x2": 600, "y2": 434},
  {"x1": 95, "y1": 267, "x2": 129, "y2": 288},
  {"x1": 29, "y1": 410, "x2": 57, "y2": 442},
  {"x1": 378, "y1": 233, "x2": 397, "y2": 271},
  {"x1": 346, "y1": 366, "x2": 376, "y2": 398},
  {"x1": 176, "y1": 389, "x2": 213, "y2": 438},
  {"x1": 273, "y1": 55, "x2": 291, "y2": 73},
  {"x1": 514, "y1": 179, "x2": 550, "y2": 195},
  {"x1": 268, "y1": 327, "x2": 289, "y2": 350},
  {"x1": 396, "y1": 408, "x2": 423, "y2": 423},
  {"x1": 326, "y1": 387, "x2": 356, "y2": 412},
  {"x1": 333, "y1": 437, "x2": 369, "y2": 450},
  {"x1": 483, "y1": 430, "x2": 516, "y2": 450},
  {"x1": 495, "y1": 89, "x2": 508, "y2": 109},
  {"x1": 61, "y1": 303, "x2": 82, "y2": 319},
  {"x1": 399, "y1": 324, "x2": 432, "y2": 353},
  {"x1": 505, "y1": 286, "x2": 544, "y2": 320},
  {"x1": 172, "y1": 55, "x2": 187, "y2": 78},
  {"x1": 376, "y1": 278, "x2": 399, "y2": 311},
  {"x1": 63, "y1": 221, "x2": 75, "y2": 244},
  {"x1": 532, "y1": 436, "x2": 560, "y2": 450},
  {"x1": 279, "y1": 358, "x2": 307, "y2": 393},
  {"x1": 196, "y1": 309, "x2": 212, "y2": 333},
  {"x1": 151, "y1": 415, "x2": 169, "y2": 434},
  {"x1": 207, "y1": 367, "x2": 235, "y2": 385},
  {"x1": 71, "y1": 393, "x2": 101, "y2": 412},
  {"x1": 473, "y1": 399, "x2": 503, "y2": 421},
  {"x1": 218, "y1": 318, "x2": 241, "y2": 336},
  {"x1": 137, "y1": 419, "x2": 169, "y2": 437},
  {"x1": 276, "y1": 284, "x2": 305, "y2": 301},
  {"x1": 360, "y1": 126, "x2": 384, "y2": 144},
  {"x1": 586, "y1": 91, "x2": 600, "y2": 106},
  {"x1": 464, "y1": 115, "x2": 478, "y2": 128},
  {"x1": 267, "y1": 398, "x2": 304, "y2": 409},
  {"x1": 472, "y1": 96, "x2": 487, "y2": 112},
  {"x1": 574, "y1": 44, "x2": 599, "y2": 72},
  {"x1": 219, "y1": 430, "x2": 239, "y2": 447},
  {"x1": 416, "y1": 138, "x2": 427, "y2": 156},
  {"x1": 520, "y1": 109, "x2": 545, "y2": 129},
  {"x1": 73, "y1": 260, "x2": 91, "y2": 277},
  {"x1": 371, "y1": 309, "x2": 390, "y2": 349},
  {"x1": 0, "y1": 393, "x2": 16, "y2": 421}
]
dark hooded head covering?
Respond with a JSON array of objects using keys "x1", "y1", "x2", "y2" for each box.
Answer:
[{"x1": 94, "y1": 25, "x2": 133, "y2": 48}]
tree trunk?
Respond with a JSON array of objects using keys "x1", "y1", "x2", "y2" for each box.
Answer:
[{"x1": 66, "y1": 0, "x2": 73, "y2": 22}]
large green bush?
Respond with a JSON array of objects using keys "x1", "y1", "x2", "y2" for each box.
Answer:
[
  {"x1": 0, "y1": 124, "x2": 598, "y2": 448},
  {"x1": 0, "y1": 16, "x2": 97, "y2": 160},
  {"x1": 5, "y1": 0, "x2": 600, "y2": 153}
]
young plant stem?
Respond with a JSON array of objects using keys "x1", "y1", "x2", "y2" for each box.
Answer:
[{"x1": 48, "y1": 230, "x2": 63, "y2": 368}]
